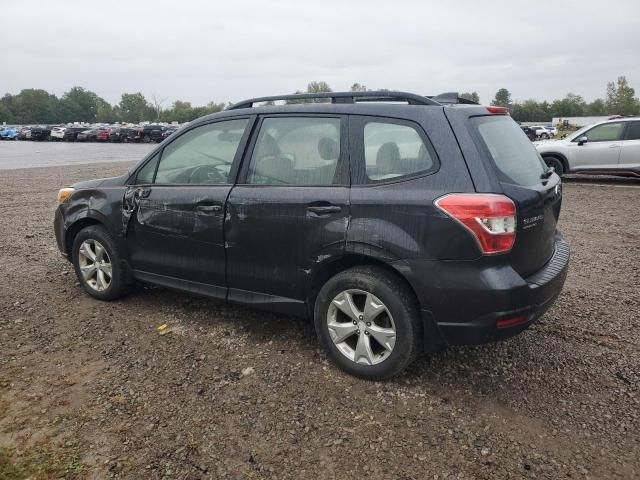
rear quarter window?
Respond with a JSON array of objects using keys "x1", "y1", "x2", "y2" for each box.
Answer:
[
  {"x1": 351, "y1": 117, "x2": 439, "y2": 185},
  {"x1": 471, "y1": 116, "x2": 547, "y2": 186}
]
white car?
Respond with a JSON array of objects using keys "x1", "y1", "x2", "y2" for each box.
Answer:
[
  {"x1": 544, "y1": 125, "x2": 558, "y2": 136},
  {"x1": 529, "y1": 126, "x2": 553, "y2": 139},
  {"x1": 535, "y1": 118, "x2": 640, "y2": 176},
  {"x1": 50, "y1": 126, "x2": 67, "y2": 141}
]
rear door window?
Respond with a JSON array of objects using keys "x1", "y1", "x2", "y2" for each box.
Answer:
[
  {"x1": 246, "y1": 116, "x2": 342, "y2": 185},
  {"x1": 624, "y1": 122, "x2": 640, "y2": 140},
  {"x1": 471, "y1": 116, "x2": 547, "y2": 186}
]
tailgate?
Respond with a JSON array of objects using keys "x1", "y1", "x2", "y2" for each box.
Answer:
[{"x1": 470, "y1": 115, "x2": 563, "y2": 277}]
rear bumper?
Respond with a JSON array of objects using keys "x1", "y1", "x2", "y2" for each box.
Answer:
[{"x1": 398, "y1": 233, "x2": 570, "y2": 347}]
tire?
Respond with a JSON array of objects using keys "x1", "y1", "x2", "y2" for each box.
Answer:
[
  {"x1": 541, "y1": 133, "x2": 550, "y2": 139},
  {"x1": 314, "y1": 266, "x2": 422, "y2": 380},
  {"x1": 142, "y1": 135, "x2": 151, "y2": 143},
  {"x1": 72, "y1": 225, "x2": 133, "y2": 301},
  {"x1": 544, "y1": 156, "x2": 565, "y2": 176}
]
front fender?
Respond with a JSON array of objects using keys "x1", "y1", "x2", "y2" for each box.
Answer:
[{"x1": 58, "y1": 186, "x2": 127, "y2": 254}]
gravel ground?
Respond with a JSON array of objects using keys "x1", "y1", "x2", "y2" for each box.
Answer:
[{"x1": 0, "y1": 161, "x2": 639, "y2": 479}]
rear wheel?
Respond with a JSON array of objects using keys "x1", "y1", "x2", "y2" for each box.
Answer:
[
  {"x1": 314, "y1": 266, "x2": 422, "y2": 380},
  {"x1": 142, "y1": 134, "x2": 151, "y2": 143},
  {"x1": 544, "y1": 155, "x2": 565, "y2": 176},
  {"x1": 72, "y1": 225, "x2": 133, "y2": 301}
]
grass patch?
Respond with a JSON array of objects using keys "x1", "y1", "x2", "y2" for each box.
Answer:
[{"x1": 0, "y1": 446, "x2": 85, "y2": 479}]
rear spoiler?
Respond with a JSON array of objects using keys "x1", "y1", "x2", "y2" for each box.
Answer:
[{"x1": 427, "y1": 92, "x2": 479, "y2": 105}]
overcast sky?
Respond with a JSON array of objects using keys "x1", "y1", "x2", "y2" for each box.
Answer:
[{"x1": 1, "y1": 0, "x2": 639, "y2": 106}]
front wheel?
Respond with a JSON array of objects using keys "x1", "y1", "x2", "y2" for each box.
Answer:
[
  {"x1": 544, "y1": 156, "x2": 565, "y2": 176},
  {"x1": 72, "y1": 225, "x2": 133, "y2": 301},
  {"x1": 314, "y1": 266, "x2": 422, "y2": 380}
]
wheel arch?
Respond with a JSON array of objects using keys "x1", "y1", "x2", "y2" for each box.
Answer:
[
  {"x1": 307, "y1": 254, "x2": 421, "y2": 316},
  {"x1": 541, "y1": 152, "x2": 569, "y2": 173},
  {"x1": 64, "y1": 218, "x2": 104, "y2": 257},
  {"x1": 64, "y1": 209, "x2": 119, "y2": 258},
  {"x1": 307, "y1": 254, "x2": 444, "y2": 353}
]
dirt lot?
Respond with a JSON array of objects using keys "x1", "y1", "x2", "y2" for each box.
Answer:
[{"x1": 0, "y1": 161, "x2": 639, "y2": 479}]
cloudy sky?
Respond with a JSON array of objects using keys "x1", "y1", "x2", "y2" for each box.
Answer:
[{"x1": 1, "y1": 0, "x2": 639, "y2": 106}]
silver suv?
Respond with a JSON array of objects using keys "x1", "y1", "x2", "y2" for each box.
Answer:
[{"x1": 535, "y1": 118, "x2": 640, "y2": 177}]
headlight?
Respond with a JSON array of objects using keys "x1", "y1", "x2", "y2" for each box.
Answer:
[{"x1": 57, "y1": 187, "x2": 75, "y2": 204}]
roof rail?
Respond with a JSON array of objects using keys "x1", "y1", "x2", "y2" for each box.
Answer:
[{"x1": 227, "y1": 91, "x2": 442, "y2": 110}]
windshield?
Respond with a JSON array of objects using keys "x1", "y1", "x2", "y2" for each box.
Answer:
[
  {"x1": 564, "y1": 124, "x2": 594, "y2": 141},
  {"x1": 471, "y1": 115, "x2": 547, "y2": 187}
]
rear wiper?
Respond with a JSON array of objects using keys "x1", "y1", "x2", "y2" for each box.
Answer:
[{"x1": 540, "y1": 167, "x2": 554, "y2": 179}]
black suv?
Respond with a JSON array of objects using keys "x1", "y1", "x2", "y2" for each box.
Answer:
[
  {"x1": 127, "y1": 125, "x2": 166, "y2": 143},
  {"x1": 30, "y1": 125, "x2": 52, "y2": 141},
  {"x1": 62, "y1": 126, "x2": 89, "y2": 142},
  {"x1": 54, "y1": 91, "x2": 569, "y2": 379}
]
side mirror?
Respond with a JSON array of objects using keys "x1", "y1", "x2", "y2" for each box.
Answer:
[{"x1": 577, "y1": 136, "x2": 588, "y2": 146}]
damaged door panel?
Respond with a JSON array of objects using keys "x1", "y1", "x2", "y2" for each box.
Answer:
[
  {"x1": 125, "y1": 185, "x2": 232, "y2": 290},
  {"x1": 123, "y1": 117, "x2": 253, "y2": 293}
]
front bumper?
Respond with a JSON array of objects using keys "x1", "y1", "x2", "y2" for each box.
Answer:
[
  {"x1": 54, "y1": 206, "x2": 68, "y2": 259},
  {"x1": 399, "y1": 234, "x2": 570, "y2": 347}
]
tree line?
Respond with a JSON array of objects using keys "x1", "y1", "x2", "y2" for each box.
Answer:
[
  {"x1": 1, "y1": 77, "x2": 637, "y2": 125},
  {"x1": 0, "y1": 87, "x2": 226, "y2": 125},
  {"x1": 490, "y1": 76, "x2": 639, "y2": 122}
]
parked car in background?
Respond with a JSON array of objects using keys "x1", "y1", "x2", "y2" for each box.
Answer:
[
  {"x1": 161, "y1": 125, "x2": 179, "y2": 140},
  {"x1": 17, "y1": 127, "x2": 32, "y2": 140},
  {"x1": 30, "y1": 125, "x2": 52, "y2": 141},
  {"x1": 127, "y1": 124, "x2": 166, "y2": 143},
  {"x1": 108, "y1": 127, "x2": 129, "y2": 142},
  {"x1": 521, "y1": 126, "x2": 537, "y2": 141},
  {"x1": 50, "y1": 126, "x2": 67, "y2": 141},
  {"x1": 63, "y1": 127, "x2": 89, "y2": 142},
  {"x1": 0, "y1": 126, "x2": 19, "y2": 140},
  {"x1": 529, "y1": 126, "x2": 553, "y2": 139},
  {"x1": 76, "y1": 129, "x2": 98, "y2": 142},
  {"x1": 54, "y1": 90, "x2": 569, "y2": 379},
  {"x1": 7, "y1": 122, "x2": 184, "y2": 142},
  {"x1": 95, "y1": 127, "x2": 111, "y2": 142},
  {"x1": 545, "y1": 125, "x2": 558, "y2": 136},
  {"x1": 535, "y1": 118, "x2": 640, "y2": 176}
]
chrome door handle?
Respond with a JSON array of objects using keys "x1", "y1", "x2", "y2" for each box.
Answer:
[
  {"x1": 307, "y1": 205, "x2": 341, "y2": 214},
  {"x1": 196, "y1": 204, "x2": 222, "y2": 213}
]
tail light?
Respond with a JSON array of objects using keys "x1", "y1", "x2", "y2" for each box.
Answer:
[
  {"x1": 486, "y1": 106, "x2": 509, "y2": 114},
  {"x1": 435, "y1": 193, "x2": 516, "y2": 255}
]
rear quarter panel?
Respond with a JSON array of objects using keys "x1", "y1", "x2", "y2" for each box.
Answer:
[{"x1": 347, "y1": 107, "x2": 478, "y2": 263}]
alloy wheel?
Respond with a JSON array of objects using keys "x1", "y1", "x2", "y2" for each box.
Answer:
[
  {"x1": 326, "y1": 289, "x2": 397, "y2": 366},
  {"x1": 78, "y1": 239, "x2": 112, "y2": 292}
]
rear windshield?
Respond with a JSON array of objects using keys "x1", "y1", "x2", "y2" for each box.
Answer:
[{"x1": 471, "y1": 116, "x2": 547, "y2": 186}]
